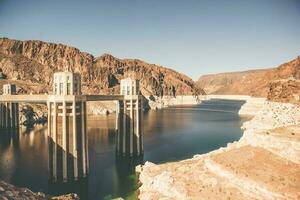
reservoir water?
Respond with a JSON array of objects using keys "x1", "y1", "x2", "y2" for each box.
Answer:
[{"x1": 0, "y1": 99, "x2": 247, "y2": 200}]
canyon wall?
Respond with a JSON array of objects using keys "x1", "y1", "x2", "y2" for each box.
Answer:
[
  {"x1": 267, "y1": 79, "x2": 300, "y2": 105},
  {"x1": 0, "y1": 38, "x2": 204, "y2": 98},
  {"x1": 197, "y1": 56, "x2": 300, "y2": 104}
]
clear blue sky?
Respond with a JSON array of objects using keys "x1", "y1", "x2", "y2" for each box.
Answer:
[{"x1": 0, "y1": 0, "x2": 300, "y2": 80}]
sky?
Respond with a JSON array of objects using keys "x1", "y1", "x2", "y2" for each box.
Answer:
[{"x1": 0, "y1": 0, "x2": 300, "y2": 80}]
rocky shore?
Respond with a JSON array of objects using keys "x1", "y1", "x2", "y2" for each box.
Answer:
[
  {"x1": 0, "y1": 181, "x2": 79, "y2": 200},
  {"x1": 137, "y1": 98, "x2": 300, "y2": 200},
  {"x1": 146, "y1": 95, "x2": 201, "y2": 110},
  {"x1": 87, "y1": 95, "x2": 202, "y2": 115}
]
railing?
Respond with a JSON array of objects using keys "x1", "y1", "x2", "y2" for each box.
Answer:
[{"x1": 0, "y1": 94, "x2": 126, "y2": 103}]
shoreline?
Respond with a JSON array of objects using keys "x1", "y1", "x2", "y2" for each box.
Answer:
[
  {"x1": 87, "y1": 94, "x2": 255, "y2": 115},
  {"x1": 2, "y1": 96, "x2": 299, "y2": 199},
  {"x1": 137, "y1": 97, "x2": 300, "y2": 199},
  {"x1": 87, "y1": 95, "x2": 202, "y2": 115},
  {"x1": 0, "y1": 181, "x2": 79, "y2": 200}
]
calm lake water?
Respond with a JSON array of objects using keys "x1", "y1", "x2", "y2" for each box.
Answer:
[{"x1": 0, "y1": 99, "x2": 246, "y2": 200}]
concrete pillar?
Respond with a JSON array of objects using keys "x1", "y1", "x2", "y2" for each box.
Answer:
[
  {"x1": 13, "y1": 103, "x2": 19, "y2": 128},
  {"x1": 130, "y1": 99, "x2": 133, "y2": 155},
  {"x1": 116, "y1": 101, "x2": 120, "y2": 153},
  {"x1": 115, "y1": 100, "x2": 119, "y2": 131},
  {"x1": 81, "y1": 101, "x2": 88, "y2": 176},
  {"x1": 140, "y1": 99, "x2": 144, "y2": 153},
  {"x1": 122, "y1": 100, "x2": 126, "y2": 155},
  {"x1": 136, "y1": 99, "x2": 140, "y2": 155},
  {"x1": 0, "y1": 103, "x2": 4, "y2": 128},
  {"x1": 49, "y1": 101, "x2": 58, "y2": 182},
  {"x1": 48, "y1": 99, "x2": 88, "y2": 183},
  {"x1": 0, "y1": 84, "x2": 19, "y2": 130},
  {"x1": 116, "y1": 96, "x2": 143, "y2": 157},
  {"x1": 62, "y1": 101, "x2": 67, "y2": 181},
  {"x1": 73, "y1": 100, "x2": 78, "y2": 180},
  {"x1": 47, "y1": 102, "x2": 51, "y2": 137},
  {"x1": 0, "y1": 103, "x2": 3, "y2": 128},
  {"x1": 53, "y1": 102, "x2": 57, "y2": 182}
]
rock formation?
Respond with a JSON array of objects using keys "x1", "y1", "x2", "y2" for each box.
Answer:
[
  {"x1": 20, "y1": 105, "x2": 47, "y2": 127},
  {"x1": 0, "y1": 68, "x2": 6, "y2": 79},
  {"x1": 197, "y1": 68, "x2": 272, "y2": 95},
  {"x1": 267, "y1": 79, "x2": 300, "y2": 105},
  {"x1": 0, "y1": 181, "x2": 79, "y2": 200},
  {"x1": 0, "y1": 38, "x2": 204, "y2": 98}
]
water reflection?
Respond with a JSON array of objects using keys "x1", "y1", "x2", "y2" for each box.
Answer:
[
  {"x1": 0, "y1": 129, "x2": 19, "y2": 182},
  {"x1": 114, "y1": 156, "x2": 143, "y2": 199},
  {"x1": 48, "y1": 138, "x2": 89, "y2": 198},
  {"x1": 48, "y1": 137, "x2": 87, "y2": 183},
  {"x1": 115, "y1": 156, "x2": 143, "y2": 177},
  {"x1": 0, "y1": 129, "x2": 18, "y2": 149},
  {"x1": 0, "y1": 127, "x2": 48, "y2": 191},
  {"x1": 0, "y1": 100, "x2": 246, "y2": 200}
]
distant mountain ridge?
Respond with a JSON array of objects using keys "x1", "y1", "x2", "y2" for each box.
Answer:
[
  {"x1": 197, "y1": 56, "x2": 300, "y2": 103},
  {"x1": 0, "y1": 37, "x2": 205, "y2": 97},
  {"x1": 197, "y1": 68, "x2": 273, "y2": 95}
]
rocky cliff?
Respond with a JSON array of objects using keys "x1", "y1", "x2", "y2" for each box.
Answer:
[
  {"x1": 197, "y1": 56, "x2": 300, "y2": 100},
  {"x1": 197, "y1": 69, "x2": 272, "y2": 95},
  {"x1": 0, "y1": 38, "x2": 204, "y2": 98},
  {"x1": 267, "y1": 79, "x2": 300, "y2": 105},
  {"x1": 138, "y1": 99, "x2": 300, "y2": 200}
]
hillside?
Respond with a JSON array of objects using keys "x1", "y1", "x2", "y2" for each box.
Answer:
[
  {"x1": 197, "y1": 56, "x2": 300, "y2": 103},
  {"x1": 268, "y1": 79, "x2": 300, "y2": 105},
  {"x1": 197, "y1": 69, "x2": 272, "y2": 95},
  {"x1": 0, "y1": 38, "x2": 204, "y2": 98}
]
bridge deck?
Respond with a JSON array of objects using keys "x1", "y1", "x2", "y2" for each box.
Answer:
[
  {"x1": 85, "y1": 95, "x2": 124, "y2": 101},
  {"x1": 0, "y1": 95, "x2": 48, "y2": 103},
  {"x1": 0, "y1": 94, "x2": 125, "y2": 103}
]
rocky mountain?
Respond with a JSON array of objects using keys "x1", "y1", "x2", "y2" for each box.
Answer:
[
  {"x1": 0, "y1": 38, "x2": 204, "y2": 98},
  {"x1": 267, "y1": 79, "x2": 300, "y2": 105},
  {"x1": 197, "y1": 56, "x2": 300, "y2": 101},
  {"x1": 197, "y1": 69, "x2": 272, "y2": 95}
]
